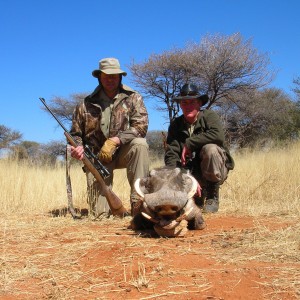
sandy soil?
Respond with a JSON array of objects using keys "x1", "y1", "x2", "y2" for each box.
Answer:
[{"x1": 0, "y1": 213, "x2": 299, "y2": 300}]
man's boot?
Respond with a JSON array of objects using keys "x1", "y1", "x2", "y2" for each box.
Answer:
[{"x1": 203, "y1": 181, "x2": 220, "y2": 213}]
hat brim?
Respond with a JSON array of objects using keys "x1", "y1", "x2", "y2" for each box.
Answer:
[
  {"x1": 173, "y1": 94, "x2": 209, "y2": 106},
  {"x1": 92, "y1": 69, "x2": 127, "y2": 78}
]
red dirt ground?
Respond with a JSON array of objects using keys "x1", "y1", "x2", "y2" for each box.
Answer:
[{"x1": 0, "y1": 214, "x2": 299, "y2": 300}]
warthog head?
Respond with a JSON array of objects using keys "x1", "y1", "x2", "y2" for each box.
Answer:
[{"x1": 132, "y1": 166, "x2": 205, "y2": 237}]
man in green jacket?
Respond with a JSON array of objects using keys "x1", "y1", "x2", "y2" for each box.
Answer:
[
  {"x1": 165, "y1": 83, "x2": 234, "y2": 213},
  {"x1": 70, "y1": 57, "x2": 149, "y2": 218}
]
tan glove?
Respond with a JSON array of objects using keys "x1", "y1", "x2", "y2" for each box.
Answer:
[{"x1": 98, "y1": 139, "x2": 119, "y2": 163}]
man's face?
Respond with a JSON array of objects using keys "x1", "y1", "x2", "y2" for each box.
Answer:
[
  {"x1": 100, "y1": 73, "x2": 121, "y2": 92},
  {"x1": 180, "y1": 99, "x2": 202, "y2": 122}
]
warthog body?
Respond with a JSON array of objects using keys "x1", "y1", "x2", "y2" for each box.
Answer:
[{"x1": 132, "y1": 166, "x2": 205, "y2": 237}]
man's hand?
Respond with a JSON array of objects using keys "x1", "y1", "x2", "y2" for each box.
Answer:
[
  {"x1": 195, "y1": 181, "x2": 202, "y2": 197},
  {"x1": 71, "y1": 145, "x2": 84, "y2": 160},
  {"x1": 98, "y1": 138, "x2": 119, "y2": 163},
  {"x1": 181, "y1": 145, "x2": 192, "y2": 167}
]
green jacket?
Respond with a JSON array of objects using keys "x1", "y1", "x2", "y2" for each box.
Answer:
[
  {"x1": 70, "y1": 84, "x2": 148, "y2": 154},
  {"x1": 164, "y1": 109, "x2": 234, "y2": 171}
]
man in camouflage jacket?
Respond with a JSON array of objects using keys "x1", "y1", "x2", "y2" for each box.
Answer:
[
  {"x1": 70, "y1": 58, "x2": 149, "y2": 217},
  {"x1": 165, "y1": 84, "x2": 234, "y2": 213}
]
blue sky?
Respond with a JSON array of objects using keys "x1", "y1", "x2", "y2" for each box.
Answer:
[{"x1": 1, "y1": 0, "x2": 299, "y2": 143}]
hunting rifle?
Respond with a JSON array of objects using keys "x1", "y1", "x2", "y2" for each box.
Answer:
[{"x1": 39, "y1": 97, "x2": 129, "y2": 218}]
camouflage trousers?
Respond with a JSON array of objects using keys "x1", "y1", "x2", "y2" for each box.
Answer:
[
  {"x1": 86, "y1": 138, "x2": 149, "y2": 217},
  {"x1": 198, "y1": 143, "x2": 229, "y2": 184}
]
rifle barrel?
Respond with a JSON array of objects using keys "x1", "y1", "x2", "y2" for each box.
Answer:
[{"x1": 39, "y1": 97, "x2": 69, "y2": 133}]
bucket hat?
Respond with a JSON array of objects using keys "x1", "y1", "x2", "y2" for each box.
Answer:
[
  {"x1": 173, "y1": 83, "x2": 208, "y2": 106},
  {"x1": 92, "y1": 58, "x2": 127, "y2": 77}
]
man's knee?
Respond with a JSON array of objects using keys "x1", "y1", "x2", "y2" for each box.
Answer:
[
  {"x1": 128, "y1": 138, "x2": 149, "y2": 156},
  {"x1": 201, "y1": 144, "x2": 219, "y2": 157},
  {"x1": 200, "y1": 144, "x2": 228, "y2": 183},
  {"x1": 129, "y1": 138, "x2": 148, "y2": 148}
]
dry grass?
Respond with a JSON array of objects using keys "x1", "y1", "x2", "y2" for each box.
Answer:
[
  {"x1": 0, "y1": 156, "x2": 164, "y2": 215},
  {"x1": 0, "y1": 143, "x2": 300, "y2": 299},
  {"x1": 1, "y1": 142, "x2": 299, "y2": 218},
  {"x1": 222, "y1": 142, "x2": 300, "y2": 218}
]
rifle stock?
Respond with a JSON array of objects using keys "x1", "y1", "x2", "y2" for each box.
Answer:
[
  {"x1": 39, "y1": 97, "x2": 129, "y2": 217},
  {"x1": 64, "y1": 132, "x2": 128, "y2": 217}
]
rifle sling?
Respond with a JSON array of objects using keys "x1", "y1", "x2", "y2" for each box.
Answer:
[{"x1": 66, "y1": 144, "x2": 81, "y2": 219}]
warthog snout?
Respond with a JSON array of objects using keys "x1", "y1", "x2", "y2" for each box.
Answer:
[
  {"x1": 131, "y1": 167, "x2": 205, "y2": 237},
  {"x1": 154, "y1": 204, "x2": 179, "y2": 217}
]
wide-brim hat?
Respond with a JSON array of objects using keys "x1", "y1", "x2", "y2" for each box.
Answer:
[
  {"x1": 173, "y1": 83, "x2": 209, "y2": 106},
  {"x1": 92, "y1": 57, "x2": 127, "y2": 78}
]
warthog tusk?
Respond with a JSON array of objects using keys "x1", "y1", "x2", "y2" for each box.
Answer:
[
  {"x1": 175, "y1": 207, "x2": 194, "y2": 222},
  {"x1": 159, "y1": 220, "x2": 180, "y2": 230},
  {"x1": 134, "y1": 178, "x2": 145, "y2": 198},
  {"x1": 185, "y1": 206, "x2": 193, "y2": 216},
  {"x1": 187, "y1": 175, "x2": 199, "y2": 198},
  {"x1": 141, "y1": 212, "x2": 159, "y2": 223},
  {"x1": 161, "y1": 207, "x2": 194, "y2": 230}
]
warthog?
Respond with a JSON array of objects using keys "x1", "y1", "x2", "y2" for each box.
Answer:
[{"x1": 131, "y1": 166, "x2": 205, "y2": 237}]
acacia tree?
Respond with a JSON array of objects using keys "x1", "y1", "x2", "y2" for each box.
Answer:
[
  {"x1": 0, "y1": 125, "x2": 22, "y2": 149},
  {"x1": 129, "y1": 33, "x2": 274, "y2": 123},
  {"x1": 9, "y1": 141, "x2": 40, "y2": 161},
  {"x1": 292, "y1": 76, "x2": 300, "y2": 100},
  {"x1": 9, "y1": 140, "x2": 66, "y2": 165},
  {"x1": 226, "y1": 88, "x2": 297, "y2": 147},
  {"x1": 41, "y1": 93, "x2": 87, "y2": 126},
  {"x1": 146, "y1": 130, "x2": 168, "y2": 159},
  {"x1": 129, "y1": 49, "x2": 190, "y2": 121},
  {"x1": 187, "y1": 34, "x2": 274, "y2": 108},
  {"x1": 290, "y1": 76, "x2": 300, "y2": 136}
]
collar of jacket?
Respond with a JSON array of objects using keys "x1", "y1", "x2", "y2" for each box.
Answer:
[{"x1": 173, "y1": 111, "x2": 204, "y2": 137}]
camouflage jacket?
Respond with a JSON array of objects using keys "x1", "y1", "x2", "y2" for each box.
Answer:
[
  {"x1": 70, "y1": 84, "x2": 148, "y2": 154},
  {"x1": 164, "y1": 109, "x2": 234, "y2": 170}
]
